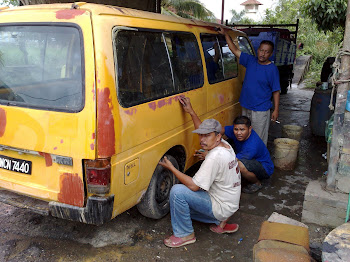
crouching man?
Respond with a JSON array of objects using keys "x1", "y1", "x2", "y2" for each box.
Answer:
[
  {"x1": 158, "y1": 96, "x2": 241, "y2": 248},
  {"x1": 224, "y1": 116, "x2": 274, "y2": 193}
]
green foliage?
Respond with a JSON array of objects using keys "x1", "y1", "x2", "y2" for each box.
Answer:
[
  {"x1": 229, "y1": 10, "x2": 246, "y2": 24},
  {"x1": 162, "y1": 0, "x2": 216, "y2": 22},
  {"x1": 263, "y1": 0, "x2": 301, "y2": 24},
  {"x1": 262, "y1": 0, "x2": 344, "y2": 89},
  {"x1": 0, "y1": 0, "x2": 19, "y2": 6},
  {"x1": 301, "y1": 0, "x2": 347, "y2": 32}
]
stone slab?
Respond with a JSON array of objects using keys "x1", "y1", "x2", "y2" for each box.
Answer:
[
  {"x1": 301, "y1": 180, "x2": 349, "y2": 227},
  {"x1": 268, "y1": 212, "x2": 308, "y2": 228},
  {"x1": 302, "y1": 210, "x2": 345, "y2": 228},
  {"x1": 322, "y1": 222, "x2": 350, "y2": 262},
  {"x1": 336, "y1": 176, "x2": 350, "y2": 194}
]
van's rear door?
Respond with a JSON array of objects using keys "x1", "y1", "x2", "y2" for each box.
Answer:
[{"x1": 0, "y1": 7, "x2": 96, "y2": 207}]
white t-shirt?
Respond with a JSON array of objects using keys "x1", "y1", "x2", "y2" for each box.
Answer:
[{"x1": 192, "y1": 140, "x2": 241, "y2": 221}]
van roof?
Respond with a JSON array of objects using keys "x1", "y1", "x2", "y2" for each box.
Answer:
[{"x1": 0, "y1": 2, "x2": 241, "y2": 33}]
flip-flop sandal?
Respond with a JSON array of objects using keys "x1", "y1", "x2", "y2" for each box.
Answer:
[
  {"x1": 210, "y1": 223, "x2": 239, "y2": 234},
  {"x1": 163, "y1": 235, "x2": 196, "y2": 248}
]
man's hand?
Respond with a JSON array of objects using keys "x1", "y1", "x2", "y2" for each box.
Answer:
[
  {"x1": 271, "y1": 110, "x2": 279, "y2": 122},
  {"x1": 194, "y1": 149, "x2": 207, "y2": 160},
  {"x1": 179, "y1": 96, "x2": 194, "y2": 114},
  {"x1": 158, "y1": 156, "x2": 175, "y2": 171}
]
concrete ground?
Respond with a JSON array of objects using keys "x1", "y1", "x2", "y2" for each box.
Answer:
[{"x1": 0, "y1": 85, "x2": 333, "y2": 262}]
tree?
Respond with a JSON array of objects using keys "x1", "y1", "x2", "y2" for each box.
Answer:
[
  {"x1": 161, "y1": 0, "x2": 216, "y2": 22},
  {"x1": 301, "y1": 0, "x2": 347, "y2": 32},
  {"x1": 263, "y1": 0, "x2": 301, "y2": 24},
  {"x1": 229, "y1": 10, "x2": 246, "y2": 24}
]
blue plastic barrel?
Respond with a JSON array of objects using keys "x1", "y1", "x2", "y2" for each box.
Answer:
[{"x1": 310, "y1": 88, "x2": 335, "y2": 136}]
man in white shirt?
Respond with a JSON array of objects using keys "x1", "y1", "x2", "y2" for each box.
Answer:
[{"x1": 158, "y1": 96, "x2": 241, "y2": 248}]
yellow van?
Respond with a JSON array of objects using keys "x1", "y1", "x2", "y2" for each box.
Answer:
[{"x1": 0, "y1": 3, "x2": 254, "y2": 225}]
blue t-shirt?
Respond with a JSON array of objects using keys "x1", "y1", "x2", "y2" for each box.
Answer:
[
  {"x1": 225, "y1": 125, "x2": 274, "y2": 176},
  {"x1": 239, "y1": 52, "x2": 280, "y2": 111}
]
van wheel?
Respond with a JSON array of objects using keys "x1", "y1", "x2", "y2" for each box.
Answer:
[{"x1": 137, "y1": 155, "x2": 179, "y2": 219}]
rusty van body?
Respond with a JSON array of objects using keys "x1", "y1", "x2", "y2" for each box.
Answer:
[{"x1": 0, "y1": 3, "x2": 254, "y2": 225}]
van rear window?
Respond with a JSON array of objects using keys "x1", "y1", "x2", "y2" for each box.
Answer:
[
  {"x1": 114, "y1": 30, "x2": 203, "y2": 108},
  {"x1": 0, "y1": 25, "x2": 84, "y2": 112}
]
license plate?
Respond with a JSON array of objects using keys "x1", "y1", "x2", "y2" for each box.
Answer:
[{"x1": 0, "y1": 154, "x2": 32, "y2": 175}]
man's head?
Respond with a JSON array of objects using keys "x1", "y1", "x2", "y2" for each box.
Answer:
[
  {"x1": 257, "y1": 40, "x2": 274, "y2": 65},
  {"x1": 193, "y1": 119, "x2": 222, "y2": 150},
  {"x1": 233, "y1": 116, "x2": 252, "y2": 142}
]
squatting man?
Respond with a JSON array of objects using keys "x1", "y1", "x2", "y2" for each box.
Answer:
[{"x1": 158, "y1": 96, "x2": 241, "y2": 248}]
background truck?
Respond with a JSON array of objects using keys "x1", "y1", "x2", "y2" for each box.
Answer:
[{"x1": 228, "y1": 20, "x2": 299, "y2": 94}]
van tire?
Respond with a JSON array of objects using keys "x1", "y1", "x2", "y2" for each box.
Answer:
[{"x1": 137, "y1": 155, "x2": 179, "y2": 219}]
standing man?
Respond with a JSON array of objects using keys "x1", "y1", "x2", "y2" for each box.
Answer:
[
  {"x1": 219, "y1": 28, "x2": 280, "y2": 145},
  {"x1": 158, "y1": 96, "x2": 241, "y2": 248}
]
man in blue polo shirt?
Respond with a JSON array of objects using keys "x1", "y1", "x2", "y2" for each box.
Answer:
[
  {"x1": 224, "y1": 116, "x2": 274, "y2": 193},
  {"x1": 182, "y1": 97, "x2": 273, "y2": 194},
  {"x1": 219, "y1": 27, "x2": 280, "y2": 145}
]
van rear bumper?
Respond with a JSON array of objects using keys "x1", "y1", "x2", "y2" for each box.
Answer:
[
  {"x1": 49, "y1": 195, "x2": 114, "y2": 226},
  {"x1": 0, "y1": 188, "x2": 114, "y2": 225}
]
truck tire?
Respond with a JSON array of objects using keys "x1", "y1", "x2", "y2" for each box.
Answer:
[{"x1": 137, "y1": 155, "x2": 179, "y2": 219}]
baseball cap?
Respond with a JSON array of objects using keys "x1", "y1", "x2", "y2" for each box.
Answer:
[{"x1": 192, "y1": 119, "x2": 222, "y2": 134}]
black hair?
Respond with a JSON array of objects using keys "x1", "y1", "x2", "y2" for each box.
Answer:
[
  {"x1": 233, "y1": 116, "x2": 251, "y2": 127},
  {"x1": 259, "y1": 40, "x2": 274, "y2": 51}
]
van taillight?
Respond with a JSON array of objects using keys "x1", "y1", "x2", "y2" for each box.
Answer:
[{"x1": 84, "y1": 158, "x2": 111, "y2": 194}]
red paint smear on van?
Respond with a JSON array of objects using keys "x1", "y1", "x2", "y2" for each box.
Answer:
[
  {"x1": 92, "y1": 132, "x2": 95, "y2": 139},
  {"x1": 56, "y1": 9, "x2": 85, "y2": 19},
  {"x1": 92, "y1": 83, "x2": 95, "y2": 101},
  {"x1": 219, "y1": 94, "x2": 225, "y2": 104},
  {"x1": 60, "y1": 139, "x2": 64, "y2": 143},
  {"x1": 0, "y1": 108, "x2": 6, "y2": 137},
  {"x1": 97, "y1": 88, "x2": 115, "y2": 157},
  {"x1": 124, "y1": 108, "x2": 137, "y2": 115},
  {"x1": 149, "y1": 102, "x2": 157, "y2": 111},
  {"x1": 158, "y1": 100, "x2": 166, "y2": 108},
  {"x1": 58, "y1": 173, "x2": 84, "y2": 207},
  {"x1": 39, "y1": 152, "x2": 53, "y2": 167}
]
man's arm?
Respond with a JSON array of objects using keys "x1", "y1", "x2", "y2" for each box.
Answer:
[
  {"x1": 271, "y1": 91, "x2": 280, "y2": 121},
  {"x1": 218, "y1": 27, "x2": 241, "y2": 59},
  {"x1": 158, "y1": 156, "x2": 200, "y2": 191}
]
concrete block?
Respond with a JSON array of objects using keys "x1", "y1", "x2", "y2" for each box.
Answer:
[
  {"x1": 304, "y1": 181, "x2": 348, "y2": 209},
  {"x1": 302, "y1": 180, "x2": 349, "y2": 227},
  {"x1": 336, "y1": 176, "x2": 350, "y2": 193},
  {"x1": 338, "y1": 153, "x2": 350, "y2": 176},
  {"x1": 268, "y1": 212, "x2": 308, "y2": 228},
  {"x1": 301, "y1": 209, "x2": 345, "y2": 228},
  {"x1": 303, "y1": 200, "x2": 346, "y2": 219}
]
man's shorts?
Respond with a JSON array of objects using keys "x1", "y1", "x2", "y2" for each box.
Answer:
[{"x1": 240, "y1": 159, "x2": 270, "y2": 181}]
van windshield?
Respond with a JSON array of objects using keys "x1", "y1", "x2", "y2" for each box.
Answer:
[{"x1": 0, "y1": 25, "x2": 84, "y2": 112}]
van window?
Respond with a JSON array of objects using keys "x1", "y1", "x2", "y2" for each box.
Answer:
[
  {"x1": 163, "y1": 32, "x2": 203, "y2": 91},
  {"x1": 201, "y1": 34, "x2": 238, "y2": 84},
  {"x1": 0, "y1": 25, "x2": 84, "y2": 112},
  {"x1": 114, "y1": 30, "x2": 203, "y2": 108},
  {"x1": 238, "y1": 36, "x2": 254, "y2": 55}
]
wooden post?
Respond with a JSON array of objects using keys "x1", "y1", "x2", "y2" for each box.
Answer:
[
  {"x1": 221, "y1": 0, "x2": 225, "y2": 24},
  {"x1": 326, "y1": 0, "x2": 350, "y2": 190}
]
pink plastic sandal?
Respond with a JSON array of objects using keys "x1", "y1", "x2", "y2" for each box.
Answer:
[
  {"x1": 210, "y1": 223, "x2": 239, "y2": 234},
  {"x1": 164, "y1": 235, "x2": 196, "y2": 248}
]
